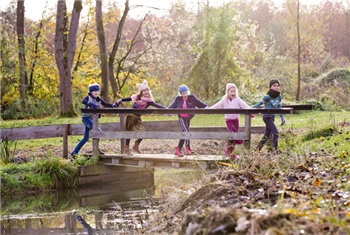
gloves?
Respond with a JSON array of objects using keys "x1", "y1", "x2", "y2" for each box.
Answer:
[
  {"x1": 115, "y1": 99, "x2": 122, "y2": 107},
  {"x1": 280, "y1": 115, "x2": 286, "y2": 126},
  {"x1": 88, "y1": 102, "x2": 99, "y2": 109}
]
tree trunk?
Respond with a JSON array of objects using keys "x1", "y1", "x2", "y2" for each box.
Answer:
[
  {"x1": 55, "y1": 0, "x2": 78, "y2": 117},
  {"x1": 108, "y1": 0, "x2": 129, "y2": 99},
  {"x1": 96, "y1": 0, "x2": 109, "y2": 101},
  {"x1": 67, "y1": 0, "x2": 82, "y2": 70},
  {"x1": 17, "y1": 0, "x2": 28, "y2": 107},
  {"x1": 296, "y1": 0, "x2": 301, "y2": 102}
]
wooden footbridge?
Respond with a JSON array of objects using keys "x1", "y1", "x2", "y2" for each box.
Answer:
[
  {"x1": 81, "y1": 105, "x2": 312, "y2": 169},
  {"x1": 1, "y1": 105, "x2": 313, "y2": 186}
]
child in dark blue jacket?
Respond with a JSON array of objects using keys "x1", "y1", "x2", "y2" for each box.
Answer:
[
  {"x1": 71, "y1": 80, "x2": 118, "y2": 158},
  {"x1": 168, "y1": 85, "x2": 208, "y2": 157}
]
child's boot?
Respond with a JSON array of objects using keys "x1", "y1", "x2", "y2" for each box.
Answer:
[
  {"x1": 175, "y1": 147, "x2": 184, "y2": 157},
  {"x1": 185, "y1": 146, "x2": 194, "y2": 155},
  {"x1": 123, "y1": 145, "x2": 132, "y2": 155},
  {"x1": 133, "y1": 142, "x2": 142, "y2": 154}
]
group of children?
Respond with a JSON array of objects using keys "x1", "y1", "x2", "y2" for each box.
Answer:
[{"x1": 71, "y1": 78, "x2": 286, "y2": 159}]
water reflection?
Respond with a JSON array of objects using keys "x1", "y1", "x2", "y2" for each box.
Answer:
[
  {"x1": 1, "y1": 182, "x2": 156, "y2": 234},
  {"x1": 1, "y1": 169, "x2": 204, "y2": 234},
  {"x1": 73, "y1": 213, "x2": 94, "y2": 235}
]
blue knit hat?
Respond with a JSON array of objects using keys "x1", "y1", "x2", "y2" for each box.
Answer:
[
  {"x1": 89, "y1": 80, "x2": 100, "y2": 92},
  {"x1": 178, "y1": 84, "x2": 190, "y2": 95}
]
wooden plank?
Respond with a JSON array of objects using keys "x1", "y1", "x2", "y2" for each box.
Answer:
[
  {"x1": 1, "y1": 125, "x2": 64, "y2": 140},
  {"x1": 81, "y1": 107, "x2": 293, "y2": 115},
  {"x1": 90, "y1": 130, "x2": 248, "y2": 140},
  {"x1": 100, "y1": 153, "x2": 226, "y2": 161},
  {"x1": 69, "y1": 120, "x2": 179, "y2": 135},
  {"x1": 283, "y1": 104, "x2": 313, "y2": 110},
  {"x1": 0, "y1": 123, "x2": 264, "y2": 141}
]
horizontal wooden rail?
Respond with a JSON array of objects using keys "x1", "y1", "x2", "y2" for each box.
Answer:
[
  {"x1": 90, "y1": 130, "x2": 248, "y2": 140},
  {"x1": 81, "y1": 107, "x2": 293, "y2": 115},
  {"x1": 0, "y1": 105, "x2": 313, "y2": 159}
]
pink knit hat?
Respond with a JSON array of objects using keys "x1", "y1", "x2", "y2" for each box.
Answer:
[{"x1": 226, "y1": 83, "x2": 237, "y2": 94}]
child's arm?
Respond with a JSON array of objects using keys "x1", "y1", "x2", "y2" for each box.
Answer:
[
  {"x1": 237, "y1": 97, "x2": 250, "y2": 109},
  {"x1": 82, "y1": 96, "x2": 89, "y2": 105},
  {"x1": 192, "y1": 95, "x2": 208, "y2": 108},
  {"x1": 148, "y1": 102, "x2": 165, "y2": 109},
  {"x1": 279, "y1": 95, "x2": 285, "y2": 125},
  {"x1": 99, "y1": 97, "x2": 118, "y2": 108},
  {"x1": 168, "y1": 96, "x2": 178, "y2": 109},
  {"x1": 115, "y1": 97, "x2": 132, "y2": 107},
  {"x1": 83, "y1": 96, "x2": 99, "y2": 109},
  {"x1": 209, "y1": 98, "x2": 224, "y2": 109},
  {"x1": 252, "y1": 95, "x2": 269, "y2": 108}
]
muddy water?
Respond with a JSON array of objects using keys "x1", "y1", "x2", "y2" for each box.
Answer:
[{"x1": 0, "y1": 169, "x2": 204, "y2": 235}]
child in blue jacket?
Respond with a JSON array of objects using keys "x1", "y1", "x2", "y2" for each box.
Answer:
[
  {"x1": 168, "y1": 85, "x2": 208, "y2": 157},
  {"x1": 252, "y1": 78, "x2": 286, "y2": 152},
  {"x1": 71, "y1": 80, "x2": 118, "y2": 158}
]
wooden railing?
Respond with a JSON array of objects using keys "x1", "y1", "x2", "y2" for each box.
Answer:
[
  {"x1": 1, "y1": 105, "x2": 313, "y2": 159},
  {"x1": 83, "y1": 107, "x2": 297, "y2": 158}
]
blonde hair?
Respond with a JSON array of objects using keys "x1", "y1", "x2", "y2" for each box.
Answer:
[{"x1": 225, "y1": 83, "x2": 238, "y2": 103}]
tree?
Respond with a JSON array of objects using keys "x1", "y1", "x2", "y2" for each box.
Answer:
[
  {"x1": 54, "y1": 0, "x2": 82, "y2": 117},
  {"x1": 296, "y1": 0, "x2": 301, "y2": 101},
  {"x1": 188, "y1": 2, "x2": 254, "y2": 99},
  {"x1": 95, "y1": 0, "x2": 109, "y2": 101},
  {"x1": 16, "y1": 0, "x2": 28, "y2": 107}
]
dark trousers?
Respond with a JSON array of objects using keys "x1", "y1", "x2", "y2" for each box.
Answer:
[
  {"x1": 257, "y1": 116, "x2": 279, "y2": 151},
  {"x1": 178, "y1": 117, "x2": 191, "y2": 148}
]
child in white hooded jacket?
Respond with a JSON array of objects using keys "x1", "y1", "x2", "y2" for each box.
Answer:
[{"x1": 210, "y1": 83, "x2": 251, "y2": 158}]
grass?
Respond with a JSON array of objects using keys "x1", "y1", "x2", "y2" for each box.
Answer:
[{"x1": 0, "y1": 154, "x2": 78, "y2": 194}]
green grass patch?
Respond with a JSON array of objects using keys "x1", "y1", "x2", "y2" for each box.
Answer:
[{"x1": 0, "y1": 155, "x2": 77, "y2": 194}]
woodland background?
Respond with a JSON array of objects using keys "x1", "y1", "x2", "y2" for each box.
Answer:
[{"x1": 1, "y1": 0, "x2": 350, "y2": 120}]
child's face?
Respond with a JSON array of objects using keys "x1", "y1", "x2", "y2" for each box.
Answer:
[
  {"x1": 228, "y1": 87, "x2": 236, "y2": 99},
  {"x1": 270, "y1": 83, "x2": 280, "y2": 91},
  {"x1": 91, "y1": 90, "x2": 99, "y2": 97},
  {"x1": 141, "y1": 88, "x2": 150, "y2": 97},
  {"x1": 181, "y1": 91, "x2": 189, "y2": 98}
]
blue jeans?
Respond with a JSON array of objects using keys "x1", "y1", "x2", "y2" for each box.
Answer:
[
  {"x1": 256, "y1": 116, "x2": 279, "y2": 151},
  {"x1": 72, "y1": 117, "x2": 93, "y2": 155}
]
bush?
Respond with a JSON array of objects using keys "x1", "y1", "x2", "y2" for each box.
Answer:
[
  {"x1": 302, "y1": 125, "x2": 338, "y2": 141},
  {"x1": 301, "y1": 68, "x2": 350, "y2": 110},
  {"x1": 1, "y1": 96, "x2": 59, "y2": 120}
]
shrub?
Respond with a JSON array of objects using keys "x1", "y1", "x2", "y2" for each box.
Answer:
[{"x1": 302, "y1": 125, "x2": 338, "y2": 141}]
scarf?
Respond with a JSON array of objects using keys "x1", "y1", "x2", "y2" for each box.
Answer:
[
  {"x1": 131, "y1": 94, "x2": 154, "y2": 107},
  {"x1": 267, "y1": 89, "x2": 280, "y2": 99}
]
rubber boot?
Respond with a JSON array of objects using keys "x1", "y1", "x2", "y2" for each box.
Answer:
[
  {"x1": 185, "y1": 146, "x2": 194, "y2": 155},
  {"x1": 175, "y1": 147, "x2": 184, "y2": 157},
  {"x1": 255, "y1": 135, "x2": 269, "y2": 152},
  {"x1": 133, "y1": 142, "x2": 142, "y2": 154},
  {"x1": 123, "y1": 145, "x2": 132, "y2": 155}
]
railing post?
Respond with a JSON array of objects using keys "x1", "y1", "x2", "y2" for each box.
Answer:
[
  {"x1": 92, "y1": 113, "x2": 99, "y2": 158},
  {"x1": 244, "y1": 114, "x2": 251, "y2": 149},
  {"x1": 120, "y1": 114, "x2": 126, "y2": 153},
  {"x1": 62, "y1": 124, "x2": 69, "y2": 159}
]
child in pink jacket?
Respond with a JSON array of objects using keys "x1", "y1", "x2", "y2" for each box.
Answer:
[{"x1": 210, "y1": 83, "x2": 251, "y2": 159}]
